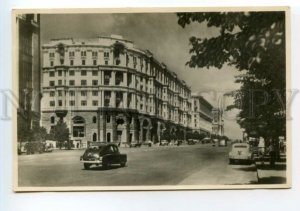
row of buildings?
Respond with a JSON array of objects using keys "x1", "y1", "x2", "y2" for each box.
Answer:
[{"x1": 17, "y1": 14, "x2": 224, "y2": 148}]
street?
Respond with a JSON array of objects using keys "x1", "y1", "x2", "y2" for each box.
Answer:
[{"x1": 18, "y1": 144, "x2": 258, "y2": 187}]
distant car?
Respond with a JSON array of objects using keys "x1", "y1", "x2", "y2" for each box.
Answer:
[
  {"x1": 187, "y1": 139, "x2": 197, "y2": 145},
  {"x1": 160, "y1": 140, "x2": 169, "y2": 146},
  {"x1": 228, "y1": 143, "x2": 253, "y2": 164},
  {"x1": 80, "y1": 143, "x2": 127, "y2": 170},
  {"x1": 202, "y1": 137, "x2": 211, "y2": 144},
  {"x1": 129, "y1": 142, "x2": 142, "y2": 148},
  {"x1": 143, "y1": 140, "x2": 153, "y2": 147}
]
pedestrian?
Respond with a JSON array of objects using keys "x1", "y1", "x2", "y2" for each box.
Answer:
[
  {"x1": 269, "y1": 139, "x2": 276, "y2": 167},
  {"x1": 77, "y1": 142, "x2": 79, "y2": 149}
]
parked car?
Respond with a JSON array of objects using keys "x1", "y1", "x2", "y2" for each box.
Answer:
[
  {"x1": 228, "y1": 143, "x2": 253, "y2": 164},
  {"x1": 160, "y1": 140, "x2": 169, "y2": 146},
  {"x1": 143, "y1": 140, "x2": 153, "y2": 147},
  {"x1": 80, "y1": 142, "x2": 127, "y2": 170},
  {"x1": 129, "y1": 142, "x2": 142, "y2": 148},
  {"x1": 201, "y1": 137, "x2": 211, "y2": 144},
  {"x1": 187, "y1": 139, "x2": 197, "y2": 145}
]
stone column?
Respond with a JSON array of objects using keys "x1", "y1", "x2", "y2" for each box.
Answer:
[
  {"x1": 112, "y1": 113, "x2": 117, "y2": 143},
  {"x1": 133, "y1": 115, "x2": 138, "y2": 142},
  {"x1": 101, "y1": 91, "x2": 104, "y2": 107},
  {"x1": 125, "y1": 116, "x2": 130, "y2": 144},
  {"x1": 97, "y1": 111, "x2": 100, "y2": 141},
  {"x1": 111, "y1": 91, "x2": 116, "y2": 107},
  {"x1": 111, "y1": 71, "x2": 116, "y2": 86},
  {"x1": 124, "y1": 92, "x2": 128, "y2": 109},
  {"x1": 100, "y1": 111, "x2": 106, "y2": 142},
  {"x1": 157, "y1": 121, "x2": 161, "y2": 144},
  {"x1": 124, "y1": 72, "x2": 127, "y2": 87},
  {"x1": 139, "y1": 119, "x2": 144, "y2": 143}
]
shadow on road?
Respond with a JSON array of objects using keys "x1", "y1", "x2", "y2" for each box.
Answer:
[
  {"x1": 82, "y1": 165, "x2": 126, "y2": 171},
  {"x1": 256, "y1": 163, "x2": 286, "y2": 171},
  {"x1": 258, "y1": 176, "x2": 287, "y2": 184}
]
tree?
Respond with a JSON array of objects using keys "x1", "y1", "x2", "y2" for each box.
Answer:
[
  {"x1": 177, "y1": 12, "x2": 286, "y2": 140},
  {"x1": 49, "y1": 121, "x2": 69, "y2": 149},
  {"x1": 32, "y1": 126, "x2": 48, "y2": 142}
]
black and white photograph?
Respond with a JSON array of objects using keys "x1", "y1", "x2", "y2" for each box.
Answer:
[{"x1": 13, "y1": 8, "x2": 291, "y2": 191}]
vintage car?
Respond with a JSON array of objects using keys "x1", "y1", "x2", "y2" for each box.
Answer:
[
  {"x1": 80, "y1": 142, "x2": 127, "y2": 170},
  {"x1": 129, "y1": 142, "x2": 142, "y2": 148},
  {"x1": 187, "y1": 139, "x2": 197, "y2": 145},
  {"x1": 160, "y1": 140, "x2": 169, "y2": 146},
  {"x1": 228, "y1": 143, "x2": 253, "y2": 164}
]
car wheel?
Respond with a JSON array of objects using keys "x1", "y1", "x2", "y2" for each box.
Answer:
[
  {"x1": 229, "y1": 159, "x2": 233, "y2": 164},
  {"x1": 120, "y1": 162, "x2": 126, "y2": 167},
  {"x1": 84, "y1": 163, "x2": 91, "y2": 170},
  {"x1": 103, "y1": 162, "x2": 109, "y2": 169}
]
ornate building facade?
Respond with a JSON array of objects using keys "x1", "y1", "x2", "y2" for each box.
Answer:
[
  {"x1": 16, "y1": 14, "x2": 41, "y2": 136},
  {"x1": 41, "y1": 35, "x2": 195, "y2": 147},
  {"x1": 190, "y1": 94, "x2": 213, "y2": 136}
]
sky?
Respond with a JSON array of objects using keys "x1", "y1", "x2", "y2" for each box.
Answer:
[{"x1": 41, "y1": 13, "x2": 243, "y2": 139}]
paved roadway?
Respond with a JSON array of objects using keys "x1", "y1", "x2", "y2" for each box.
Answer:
[{"x1": 18, "y1": 144, "x2": 258, "y2": 187}]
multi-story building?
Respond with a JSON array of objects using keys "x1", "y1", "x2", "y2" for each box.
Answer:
[
  {"x1": 16, "y1": 14, "x2": 41, "y2": 134},
  {"x1": 41, "y1": 35, "x2": 193, "y2": 147},
  {"x1": 212, "y1": 108, "x2": 224, "y2": 136},
  {"x1": 190, "y1": 94, "x2": 213, "y2": 136}
]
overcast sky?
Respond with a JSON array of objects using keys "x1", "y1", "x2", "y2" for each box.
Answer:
[{"x1": 41, "y1": 13, "x2": 243, "y2": 139}]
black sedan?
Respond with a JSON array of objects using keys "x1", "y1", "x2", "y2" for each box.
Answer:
[{"x1": 80, "y1": 143, "x2": 127, "y2": 170}]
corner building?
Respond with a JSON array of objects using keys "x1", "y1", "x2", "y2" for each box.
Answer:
[{"x1": 41, "y1": 35, "x2": 193, "y2": 147}]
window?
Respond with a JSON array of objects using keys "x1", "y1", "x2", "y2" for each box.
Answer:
[
  {"x1": 92, "y1": 116, "x2": 97, "y2": 123},
  {"x1": 49, "y1": 81, "x2": 55, "y2": 86},
  {"x1": 81, "y1": 70, "x2": 87, "y2": 76},
  {"x1": 69, "y1": 100, "x2": 75, "y2": 106},
  {"x1": 49, "y1": 52, "x2": 55, "y2": 58},
  {"x1": 81, "y1": 100, "x2": 87, "y2": 106},
  {"x1": 92, "y1": 51, "x2": 98, "y2": 57},
  {"x1": 58, "y1": 90, "x2": 62, "y2": 96},
  {"x1": 82, "y1": 60, "x2": 85, "y2": 65},
  {"x1": 69, "y1": 51, "x2": 75, "y2": 57},
  {"x1": 104, "y1": 52, "x2": 109, "y2": 58},
  {"x1": 50, "y1": 116, "x2": 55, "y2": 124},
  {"x1": 92, "y1": 80, "x2": 98, "y2": 86},
  {"x1": 81, "y1": 91, "x2": 87, "y2": 96},
  {"x1": 106, "y1": 115, "x2": 110, "y2": 123},
  {"x1": 69, "y1": 90, "x2": 75, "y2": 96},
  {"x1": 81, "y1": 80, "x2": 87, "y2": 86},
  {"x1": 92, "y1": 91, "x2": 98, "y2": 96},
  {"x1": 69, "y1": 70, "x2": 74, "y2": 76},
  {"x1": 58, "y1": 80, "x2": 62, "y2": 86},
  {"x1": 93, "y1": 60, "x2": 97, "y2": 65},
  {"x1": 49, "y1": 101, "x2": 55, "y2": 107},
  {"x1": 105, "y1": 60, "x2": 108, "y2": 65},
  {"x1": 69, "y1": 80, "x2": 75, "y2": 86},
  {"x1": 49, "y1": 71, "x2": 55, "y2": 77},
  {"x1": 92, "y1": 70, "x2": 98, "y2": 76},
  {"x1": 50, "y1": 91, "x2": 55, "y2": 97},
  {"x1": 58, "y1": 100, "x2": 63, "y2": 106},
  {"x1": 50, "y1": 61, "x2": 54, "y2": 66},
  {"x1": 70, "y1": 60, "x2": 74, "y2": 66},
  {"x1": 58, "y1": 70, "x2": 62, "y2": 76},
  {"x1": 92, "y1": 101, "x2": 98, "y2": 106},
  {"x1": 81, "y1": 51, "x2": 86, "y2": 57}
]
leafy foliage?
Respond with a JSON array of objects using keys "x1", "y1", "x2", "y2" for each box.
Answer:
[
  {"x1": 49, "y1": 121, "x2": 69, "y2": 145},
  {"x1": 177, "y1": 12, "x2": 286, "y2": 139}
]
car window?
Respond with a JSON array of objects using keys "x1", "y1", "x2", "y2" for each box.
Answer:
[
  {"x1": 234, "y1": 145, "x2": 248, "y2": 148},
  {"x1": 113, "y1": 146, "x2": 119, "y2": 153}
]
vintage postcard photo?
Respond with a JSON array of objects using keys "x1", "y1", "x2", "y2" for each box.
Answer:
[{"x1": 13, "y1": 7, "x2": 291, "y2": 191}]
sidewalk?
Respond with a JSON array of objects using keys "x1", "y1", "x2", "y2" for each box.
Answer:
[{"x1": 255, "y1": 153, "x2": 287, "y2": 184}]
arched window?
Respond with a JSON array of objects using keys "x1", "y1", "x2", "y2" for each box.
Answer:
[
  {"x1": 93, "y1": 133, "x2": 97, "y2": 142},
  {"x1": 92, "y1": 116, "x2": 97, "y2": 123},
  {"x1": 51, "y1": 116, "x2": 55, "y2": 124},
  {"x1": 73, "y1": 116, "x2": 85, "y2": 124}
]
